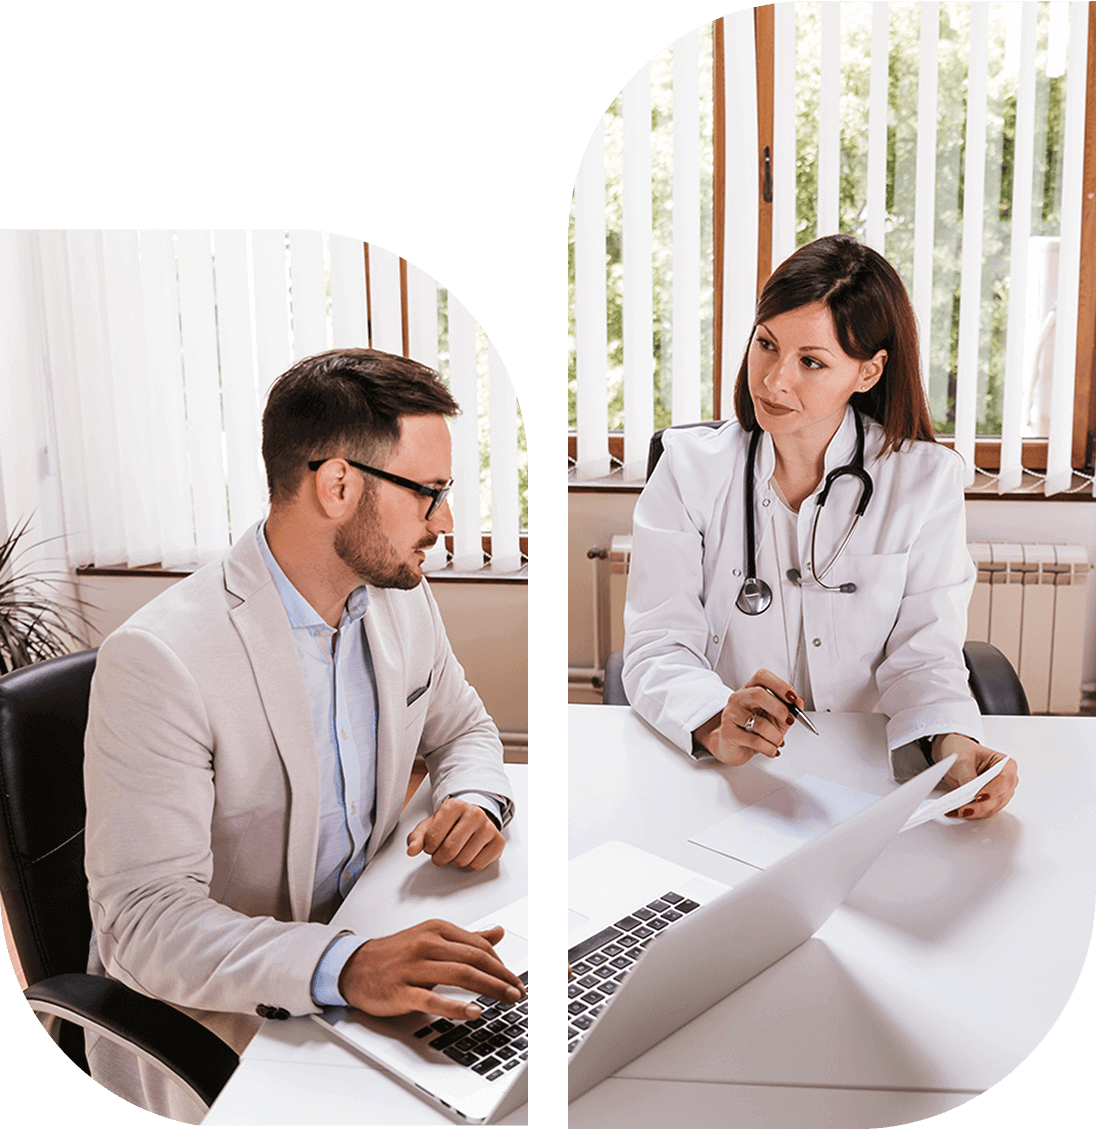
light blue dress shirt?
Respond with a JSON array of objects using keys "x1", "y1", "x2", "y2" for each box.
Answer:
[{"x1": 255, "y1": 525, "x2": 502, "y2": 1007}]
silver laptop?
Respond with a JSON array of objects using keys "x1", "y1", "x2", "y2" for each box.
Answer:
[
  {"x1": 312, "y1": 896, "x2": 528, "y2": 1124},
  {"x1": 567, "y1": 754, "x2": 956, "y2": 1102}
]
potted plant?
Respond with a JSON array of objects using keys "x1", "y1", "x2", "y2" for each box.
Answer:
[{"x1": 0, "y1": 515, "x2": 93, "y2": 674}]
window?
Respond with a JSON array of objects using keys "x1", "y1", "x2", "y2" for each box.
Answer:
[
  {"x1": 8, "y1": 230, "x2": 526, "y2": 573},
  {"x1": 569, "y1": 2, "x2": 1096, "y2": 496}
]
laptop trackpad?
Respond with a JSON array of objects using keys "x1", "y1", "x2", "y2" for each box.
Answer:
[{"x1": 569, "y1": 908, "x2": 590, "y2": 931}]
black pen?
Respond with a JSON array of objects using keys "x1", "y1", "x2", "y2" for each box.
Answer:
[{"x1": 761, "y1": 684, "x2": 819, "y2": 736}]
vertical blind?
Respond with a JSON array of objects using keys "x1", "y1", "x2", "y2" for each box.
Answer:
[
  {"x1": 570, "y1": 2, "x2": 1091, "y2": 497},
  {"x1": 21, "y1": 230, "x2": 525, "y2": 572}
]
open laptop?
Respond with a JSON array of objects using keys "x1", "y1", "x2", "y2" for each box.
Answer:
[
  {"x1": 567, "y1": 754, "x2": 956, "y2": 1102},
  {"x1": 314, "y1": 897, "x2": 528, "y2": 1124}
]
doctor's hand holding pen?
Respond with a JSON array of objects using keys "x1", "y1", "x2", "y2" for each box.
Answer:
[{"x1": 692, "y1": 669, "x2": 807, "y2": 765}]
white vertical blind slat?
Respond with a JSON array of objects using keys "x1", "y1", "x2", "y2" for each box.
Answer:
[
  {"x1": 865, "y1": 3, "x2": 890, "y2": 253},
  {"x1": 288, "y1": 230, "x2": 328, "y2": 361},
  {"x1": 213, "y1": 230, "x2": 266, "y2": 534},
  {"x1": 574, "y1": 120, "x2": 610, "y2": 477},
  {"x1": 912, "y1": 3, "x2": 939, "y2": 395},
  {"x1": 998, "y1": 2, "x2": 1039, "y2": 493},
  {"x1": 176, "y1": 230, "x2": 230, "y2": 563},
  {"x1": 488, "y1": 341, "x2": 521, "y2": 573},
  {"x1": 672, "y1": 29, "x2": 702, "y2": 425},
  {"x1": 101, "y1": 231, "x2": 159, "y2": 566},
  {"x1": 251, "y1": 230, "x2": 292, "y2": 399},
  {"x1": 36, "y1": 232, "x2": 92, "y2": 567},
  {"x1": 954, "y1": 3, "x2": 990, "y2": 486},
  {"x1": 1045, "y1": 2, "x2": 1088, "y2": 496},
  {"x1": 447, "y1": 295, "x2": 482, "y2": 570},
  {"x1": 722, "y1": 8, "x2": 759, "y2": 419},
  {"x1": 406, "y1": 263, "x2": 439, "y2": 370},
  {"x1": 367, "y1": 244, "x2": 403, "y2": 355},
  {"x1": 66, "y1": 231, "x2": 126, "y2": 567},
  {"x1": 816, "y1": 3, "x2": 841, "y2": 239},
  {"x1": 138, "y1": 230, "x2": 195, "y2": 568},
  {"x1": 329, "y1": 235, "x2": 368, "y2": 348},
  {"x1": 623, "y1": 64, "x2": 654, "y2": 478},
  {"x1": 771, "y1": 2, "x2": 797, "y2": 269},
  {"x1": 410, "y1": 265, "x2": 447, "y2": 573}
]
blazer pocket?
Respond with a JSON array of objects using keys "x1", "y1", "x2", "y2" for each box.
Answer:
[{"x1": 406, "y1": 672, "x2": 432, "y2": 707}]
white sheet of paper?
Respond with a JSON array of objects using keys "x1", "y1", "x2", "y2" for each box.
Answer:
[
  {"x1": 690, "y1": 758, "x2": 1013, "y2": 868},
  {"x1": 902, "y1": 755, "x2": 1010, "y2": 830},
  {"x1": 689, "y1": 775, "x2": 877, "y2": 868}
]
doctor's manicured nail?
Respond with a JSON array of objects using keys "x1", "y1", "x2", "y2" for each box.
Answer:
[
  {"x1": 785, "y1": 690, "x2": 797, "y2": 702},
  {"x1": 961, "y1": 807, "x2": 974, "y2": 817},
  {"x1": 787, "y1": 715, "x2": 795, "y2": 725}
]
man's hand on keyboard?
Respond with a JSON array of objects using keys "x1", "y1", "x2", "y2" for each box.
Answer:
[{"x1": 339, "y1": 920, "x2": 526, "y2": 1021}]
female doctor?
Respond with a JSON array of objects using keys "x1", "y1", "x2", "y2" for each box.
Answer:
[{"x1": 622, "y1": 235, "x2": 1017, "y2": 818}]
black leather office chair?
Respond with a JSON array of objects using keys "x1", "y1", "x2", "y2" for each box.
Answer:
[
  {"x1": 0, "y1": 649, "x2": 238, "y2": 1111},
  {"x1": 604, "y1": 424, "x2": 1031, "y2": 716}
]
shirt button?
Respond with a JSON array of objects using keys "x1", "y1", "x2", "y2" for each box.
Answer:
[
  {"x1": 732, "y1": 568, "x2": 741, "y2": 577},
  {"x1": 812, "y1": 638, "x2": 822, "y2": 647},
  {"x1": 762, "y1": 498, "x2": 771, "y2": 507},
  {"x1": 713, "y1": 635, "x2": 719, "y2": 644}
]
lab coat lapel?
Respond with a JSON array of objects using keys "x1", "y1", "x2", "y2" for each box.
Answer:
[{"x1": 224, "y1": 529, "x2": 320, "y2": 922}]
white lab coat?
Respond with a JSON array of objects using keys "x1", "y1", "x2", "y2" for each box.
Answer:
[{"x1": 622, "y1": 407, "x2": 984, "y2": 771}]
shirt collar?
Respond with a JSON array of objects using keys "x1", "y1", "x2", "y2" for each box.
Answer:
[{"x1": 256, "y1": 523, "x2": 370, "y2": 630}]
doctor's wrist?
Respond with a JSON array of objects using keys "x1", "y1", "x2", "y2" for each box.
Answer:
[{"x1": 692, "y1": 711, "x2": 722, "y2": 756}]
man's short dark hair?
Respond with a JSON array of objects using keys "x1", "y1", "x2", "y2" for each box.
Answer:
[{"x1": 262, "y1": 348, "x2": 460, "y2": 504}]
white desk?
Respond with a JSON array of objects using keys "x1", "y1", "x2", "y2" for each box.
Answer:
[
  {"x1": 568, "y1": 705, "x2": 1096, "y2": 1128},
  {"x1": 203, "y1": 765, "x2": 528, "y2": 1126}
]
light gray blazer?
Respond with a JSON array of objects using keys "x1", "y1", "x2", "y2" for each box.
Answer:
[{"x1": 84, "y1": 523, "x2": 512, "y2": 1054}]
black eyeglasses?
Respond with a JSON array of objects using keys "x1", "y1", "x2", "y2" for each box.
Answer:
[{"x1": 308, "y1": 458, "x2": 452, "y2": 519}]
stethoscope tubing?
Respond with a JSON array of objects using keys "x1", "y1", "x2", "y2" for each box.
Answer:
[{"x1": 738, "y1": 408, "x2": 873, "y2": 612}]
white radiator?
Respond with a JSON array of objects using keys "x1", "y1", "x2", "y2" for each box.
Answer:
[
  {"x1": 596, "y1": 536, "x2": 1092, "y2": 715},
  {"x1": 967, "y1": 543, "x2": 1092, "y2": 714}
]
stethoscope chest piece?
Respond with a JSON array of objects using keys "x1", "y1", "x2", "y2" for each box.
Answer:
[{"x1": 735, "y1": 576, "x2": 773, "y2": 616}]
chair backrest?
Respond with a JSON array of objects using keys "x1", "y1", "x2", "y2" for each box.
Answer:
[
  {"x1": 647, "y1": 420, "x2": 725, "y2": 480},
  {"x1": 0, "y1": 649, "x2": 98, "y2": 985}
]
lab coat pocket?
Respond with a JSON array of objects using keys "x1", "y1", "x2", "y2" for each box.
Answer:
[{"x1": 831, "y1": 551, "x2": 910, "y2": 660}]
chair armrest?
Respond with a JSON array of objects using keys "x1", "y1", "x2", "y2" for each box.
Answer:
[{"x1": 25, "y1": 973, "x2": 239, "y2": 1112}]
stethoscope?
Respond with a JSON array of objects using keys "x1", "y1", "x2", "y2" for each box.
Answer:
[{"x1": 735, "y1": 408, "x2": 875, "y2": 615}]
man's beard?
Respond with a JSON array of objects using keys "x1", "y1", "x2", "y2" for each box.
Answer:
[{"x1": 333, "y1": 488, "x2": 433, "y2": 590}]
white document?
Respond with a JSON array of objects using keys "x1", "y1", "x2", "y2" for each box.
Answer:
[{"x1": 691, "y1": 759, "x2": 1012, "y2": 868}]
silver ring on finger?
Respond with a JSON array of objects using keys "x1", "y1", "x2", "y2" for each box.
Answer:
[{"x1": 743, "y1": 714, "x2": 756, "y2": 733}]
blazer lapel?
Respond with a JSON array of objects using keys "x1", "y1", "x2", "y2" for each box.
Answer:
[
  {"x1": 224, "y1": 528, "x2": 320, "y2": 922},
  {"x1": 363, "y1": 591, "x2": 408, "y2": 863}
]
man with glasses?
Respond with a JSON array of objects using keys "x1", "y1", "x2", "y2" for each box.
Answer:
[{"x1": 84, "y1": 348, "x2": 521, "y2": 1121}]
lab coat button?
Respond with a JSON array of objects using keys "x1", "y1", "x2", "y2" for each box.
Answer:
[
  {"x1": 762, "y1": 498, "x2": 771, "y2": 507},
  {"x1": 812, "y1": 638, "x2": 822, "y2": 647},
  {"x1": 713, "y1": 635, "x2": 719, "y2": 644}
]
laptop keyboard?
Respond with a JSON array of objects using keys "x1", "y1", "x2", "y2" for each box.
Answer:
[
  {"x1": 567, "y1": 891, "x2": 700, "y2": 1054},
  {"x1": 412, "y1": 971, "x2": 529, "y2": 1081}
]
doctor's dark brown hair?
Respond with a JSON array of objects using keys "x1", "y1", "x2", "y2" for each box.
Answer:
[
  {"x1": 262, "y1": 348, "x2": 459, "y2": 504},
  {"x1": 732, "y1": 234, "x2": 935, "y2": 456}
]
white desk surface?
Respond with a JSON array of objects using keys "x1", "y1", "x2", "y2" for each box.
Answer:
[
  {"x1": 203, "y1": 765, "x2": 528, "y2": 1126},
  {"x1": 568, "y1": 705, "x2": 1096, "y2": 1128}
]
